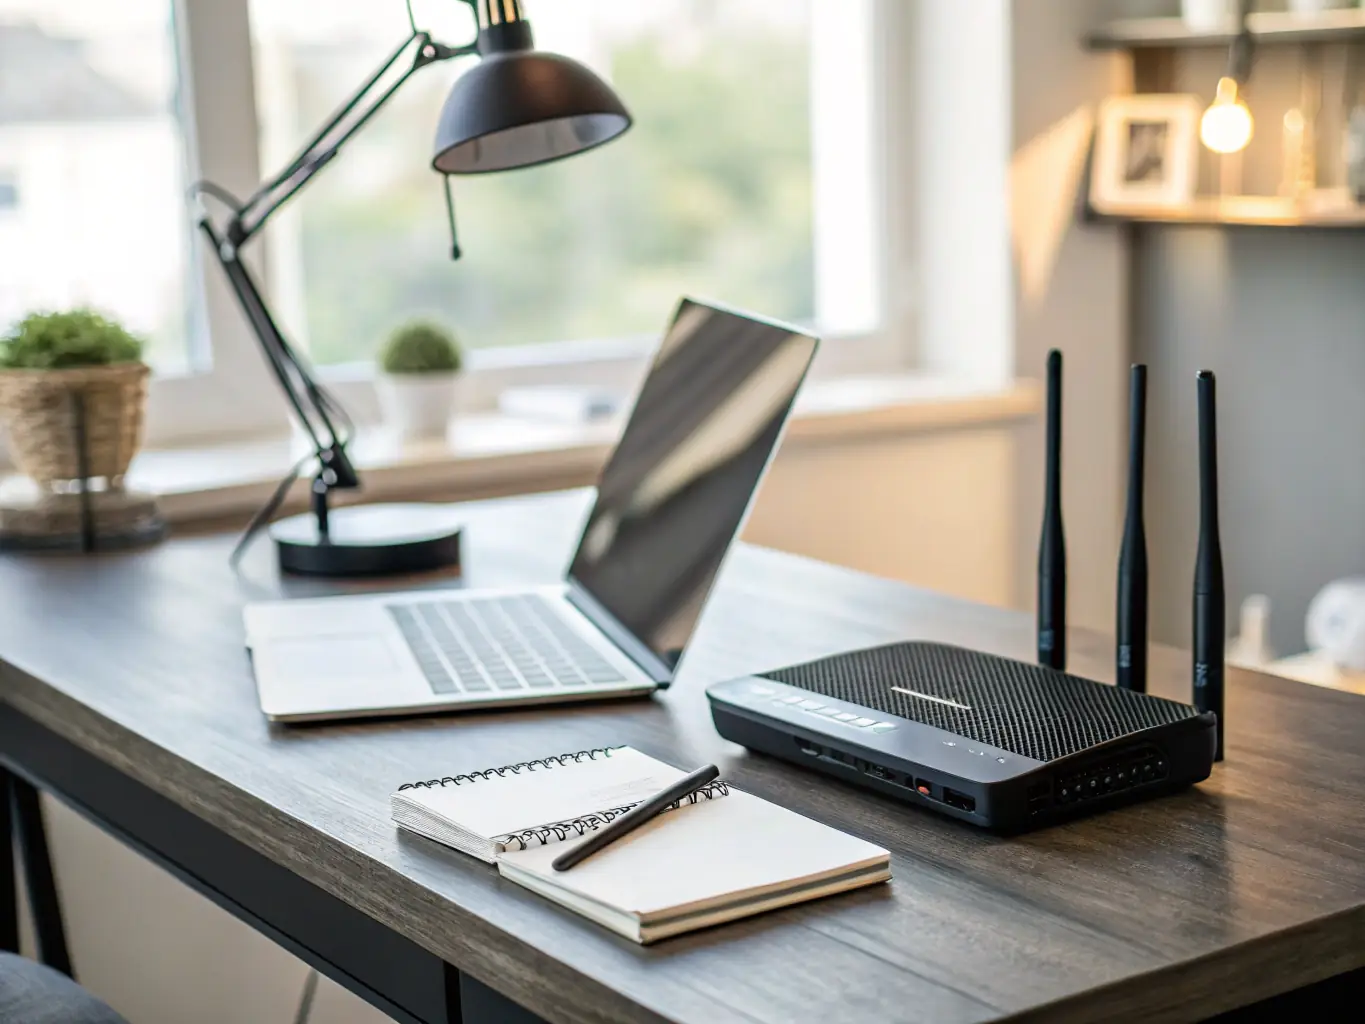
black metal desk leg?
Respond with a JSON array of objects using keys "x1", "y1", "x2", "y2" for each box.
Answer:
[
  {"x1": 459, "y1": 973, "x2": 549, "y2": 1024},
  {"x1": 1, "y1": 766, "x2": 18, "y2": 954},
  {"x1": 9, "y1": 774, "x2": 73, "y2": 976}
]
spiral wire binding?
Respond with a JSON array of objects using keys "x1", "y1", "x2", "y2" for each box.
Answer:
[
  {"x1": 396, "y1": 746, "x2": 731, "y2": 850},
  {"x1": 397, "y1": 746, "x2": 624, "y2": 791},
  {"x1": 497, "y1": 781, "x2": 730, "y2": 851}
]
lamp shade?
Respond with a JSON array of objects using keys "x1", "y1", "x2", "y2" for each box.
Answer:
[{"x1": 433, "y1": 51, "x2": 632, "y2": 175}]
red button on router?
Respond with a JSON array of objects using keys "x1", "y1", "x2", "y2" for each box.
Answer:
[{"x1": 916, "y1": 784, "x2": 931, "y2": 796}]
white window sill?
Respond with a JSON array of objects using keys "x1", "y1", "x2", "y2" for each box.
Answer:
[{"x1": 0, "y1": 375, "x2": 1039, "y2": 527}]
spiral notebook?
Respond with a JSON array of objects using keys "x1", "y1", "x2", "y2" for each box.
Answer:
[{"x1": 392, "y1": 747, "x2": 891, "y2": 943}]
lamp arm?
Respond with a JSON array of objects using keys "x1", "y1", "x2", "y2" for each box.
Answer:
[
  {"x1": 191, "y1": 13, "x2": 479, "y2": 510},
  {"x1": 197, "y1": 216, "x2": 356, "y2": 484},
  {"x1": 230, "y1": 29, "x2": 478, "y2": 246}
]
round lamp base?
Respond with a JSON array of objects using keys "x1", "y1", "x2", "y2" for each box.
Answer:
[{"x1": 270, "y1": 503, "x2": 462, "y2": 578}]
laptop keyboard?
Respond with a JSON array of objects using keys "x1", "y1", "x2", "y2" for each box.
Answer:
[{"x1": 386, "y1": 594, "x2": 629, "y2": 695}]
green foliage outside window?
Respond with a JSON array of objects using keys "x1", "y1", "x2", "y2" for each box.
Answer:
[{"x1": 293, "y1": 24, "x2": 814, "y2": 364}]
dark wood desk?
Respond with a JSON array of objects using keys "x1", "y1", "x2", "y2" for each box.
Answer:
[{"x1": 1, "y1": 490, "x2": 1362, "y2": 1024}]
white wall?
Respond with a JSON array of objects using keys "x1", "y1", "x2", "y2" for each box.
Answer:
[
  {"x1": 749, "y1": 424, "x2": 1019, "y2": 607},
  {"x1": 908, "y1": 0, "x2": 1014, "y2": 385},
  {"x1": 1009, "y1": 1, "x2": 1130, "y2": 632},
  {"x1": 810, "y1": 0, "x2": 880, "y2": 337}
]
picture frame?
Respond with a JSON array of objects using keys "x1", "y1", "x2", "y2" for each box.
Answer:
[{"x1": 1090, "y1": 94, "x2": 1201, "y2": 211}]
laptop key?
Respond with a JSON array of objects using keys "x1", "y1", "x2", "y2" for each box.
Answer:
[
  {"x1": 417, "y1": 665, "x2": 459, "y2": 694},
  {"x1": 392, "y1": 596, "x2": 636, "y2": 697}
]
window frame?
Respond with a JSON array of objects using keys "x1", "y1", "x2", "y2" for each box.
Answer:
[{"x1": 7, "y1": 0, "x2": 916, "y2": 457}]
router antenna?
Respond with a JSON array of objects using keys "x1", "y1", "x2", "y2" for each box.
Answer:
[
  {"x1": 1193, "y1": 371, "x2": 1225, "y2": 761},
  {"x1": 1038, "y1": 350, "x2": 1066, "y2": 671},
  {"x1": 1117, "y1": 365, "x2": 1148, "y2": 692}
]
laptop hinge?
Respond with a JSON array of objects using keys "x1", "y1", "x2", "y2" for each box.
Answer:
[{"x1": 565, "y1": 581, "x2": 675, "y2": 688}]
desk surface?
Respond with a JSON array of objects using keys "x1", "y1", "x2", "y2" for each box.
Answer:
[{"x1": 1, "y1": 490, "x2": 1363, "y2": 1024}]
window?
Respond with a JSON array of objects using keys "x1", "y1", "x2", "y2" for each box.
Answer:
[
  {"x1": 250, "y1": 0, "x2": 820, "y2": 365},
  {"x1": 3, "y1": 0, "x2": 900, "y2": 450},
  {"x1": 0, "y1": 0, "x2": 198, "y2": 374}
]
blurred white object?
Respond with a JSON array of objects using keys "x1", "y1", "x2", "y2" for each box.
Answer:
[
  {"x1": 1264, "y1": 650, "x2": 1365, "y2": 696},
  {"x1": 498, "y1": 386, "x2": 623, "y2": 424},
  {"x1": 1228, "y1": 594, "x2": 1276, "y2": 669},
  {"x1": 1182, "y1": 0, "x2": 1233, "y2": 31},
  {"x1": 1306, "y1": 578, "x2": 1365, "y2": 670},
  {"x1": 1287, "y1": 0, "x2": 1352, "y2": 14}
]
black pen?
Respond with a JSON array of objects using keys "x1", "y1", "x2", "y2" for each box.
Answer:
[{"x1": 552, "y1": 764, "x2": 721, "y2": 872}]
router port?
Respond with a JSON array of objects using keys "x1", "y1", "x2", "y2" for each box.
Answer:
[
  {"x1": 796, "y1": 738, "x2": 820, "y2": 756},
  {"x1": 942, "y1": 788, "x2": 976, "y2": 813},
  {"x1": 864, "y1": 763, "x2": 895, "y2": 782},
  {"x1": 1026, "y1": 781, "x2": 1052, "y2": 815}
]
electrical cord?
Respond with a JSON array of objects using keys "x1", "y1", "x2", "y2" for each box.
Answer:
[
  {"x1": 293, "y1": 969, "x2": 320, "y2": 1024},
  {"x1": 187, "y1": 179, "x2": 245, "y2": 212},
  {"x1": 225, "y1": 374, "x2": 356, "y2": 571},
  {"x1": 229, "y1": 452, "x2": 312, "y2": 570}
]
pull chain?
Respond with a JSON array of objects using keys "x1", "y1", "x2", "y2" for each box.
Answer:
[{"x1": 443, "y1": 175, "x2": 462, "y2": 260}]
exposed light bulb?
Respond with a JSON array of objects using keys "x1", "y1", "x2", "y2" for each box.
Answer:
[{"x1": 1201, "y1": 76, "x2": 1254, "y2": 155}]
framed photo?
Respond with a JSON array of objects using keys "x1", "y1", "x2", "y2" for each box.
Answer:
[{"x1": 1090, "y1": 94, "x2": 1201, "y2": 210}]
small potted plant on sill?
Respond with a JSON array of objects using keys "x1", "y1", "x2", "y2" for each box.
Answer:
[
  {"x1": 376, "y1": 320, "x2": 463, "y2": 441},
  {"x1": 0, "y1": 309, "x2": 149, "y2": 489}
]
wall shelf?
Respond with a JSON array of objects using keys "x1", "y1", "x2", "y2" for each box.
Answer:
[
  {"x1": 1088, "y1": 194, "x2": 1365, "y2": 228},
  {"x1": 1085, "y1": 9, "x2": 1365, "y2": 51}
]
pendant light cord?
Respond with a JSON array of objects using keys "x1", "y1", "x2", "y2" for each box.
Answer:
[{"x1": 1227, "y1": 0, "x2": 1254, "y2": 84}]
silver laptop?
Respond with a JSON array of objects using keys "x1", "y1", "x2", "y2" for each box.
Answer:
[{"x1": 245, "y1": 299, "x2": 819, "y2": 722}]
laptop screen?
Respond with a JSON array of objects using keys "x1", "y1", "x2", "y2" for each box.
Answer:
[{"x1": 567, "y1": 299, "x2": 819, "y2": 673}]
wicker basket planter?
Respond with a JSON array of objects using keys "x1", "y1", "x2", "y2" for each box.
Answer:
[{"x1": 0, "y1": 363, "x2": 150, "y2": 488}]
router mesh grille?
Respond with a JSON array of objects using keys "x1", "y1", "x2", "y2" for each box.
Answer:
[{"x1": 762, "y1": 642, "x2": 1199, "y2": 763}]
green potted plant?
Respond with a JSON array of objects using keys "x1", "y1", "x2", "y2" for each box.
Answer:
[
  {"x1": 376, "y1": 321, "x2": 463, "y2": 441},
  {"x1": 0, "y1": 310, "x2": 149, "y2": 488}
]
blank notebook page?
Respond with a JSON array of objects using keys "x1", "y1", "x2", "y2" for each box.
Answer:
[{"x1": 498, "y1": 790, "x2": 889, "y2": 921}]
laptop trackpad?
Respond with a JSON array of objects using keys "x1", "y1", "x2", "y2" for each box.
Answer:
[{"x1": 261, "y1": 636, "x2": 398, "y2": 679}]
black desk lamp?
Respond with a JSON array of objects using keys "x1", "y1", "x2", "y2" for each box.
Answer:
[{"x1": 195, "y1": 0, "x2": 631, "y2": 576}]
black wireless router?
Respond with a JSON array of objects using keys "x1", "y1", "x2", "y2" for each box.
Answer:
[
  {"x1": 707, "y1": 643, "x2": 1215, "y2": 832},
  {"x1": 707, "y1": 356, "x2": 1223, "y2": 831}
]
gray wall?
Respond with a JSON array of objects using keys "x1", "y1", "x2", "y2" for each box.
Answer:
[
  {"x1": 1134, "y1": 226, "x2": 1365, "y2": 657},
  {"x1": 1124, "y1": 34, "x2": 1365, "y2": 656},
  {"x1": 1011, "y1": 0, "x2": 1131, "y2": 633},
  {"x1": 1009, "y1": 1, "x2": 1365, "y2": 657}
]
